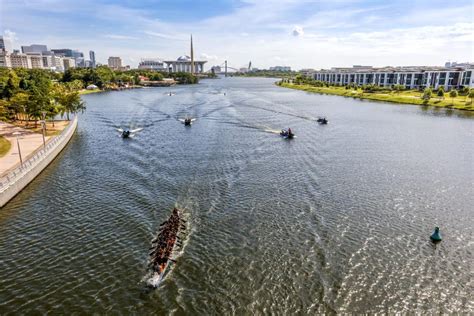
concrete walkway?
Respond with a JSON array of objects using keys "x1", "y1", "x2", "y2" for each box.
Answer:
[{"x1": 0, "y1": 122, "x2": 50, "y2": 175}]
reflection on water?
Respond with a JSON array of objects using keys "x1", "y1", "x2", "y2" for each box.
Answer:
[{"x1": 0, "y1": 78, "x2": 473, "y2": 313}]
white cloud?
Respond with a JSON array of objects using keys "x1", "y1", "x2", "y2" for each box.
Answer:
[
  {"x1": 104, "y1": 34, "x2": 138, "y2": 40},
  {"x1": 200, "y1": 53, "x2": 218, "y2": 61},
  {"x1": 292, "y1": 26, "x2": 304, "y2": 37}
]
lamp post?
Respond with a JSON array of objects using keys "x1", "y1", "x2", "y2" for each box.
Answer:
[
  {"x1": 41, "y1": 111, "x2": 47, "y2": 148},
  {"x1": 12, "y1": 132, "x2": 23, "y2": 167}
]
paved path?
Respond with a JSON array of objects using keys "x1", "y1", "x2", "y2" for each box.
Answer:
[{"x1": 0, "y1": 122, "x2": 50, "y2": 175}]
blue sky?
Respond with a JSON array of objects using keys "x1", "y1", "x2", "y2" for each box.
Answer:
[{"x1": 1, "y1": 0, "x2": 472, "y2": 69}]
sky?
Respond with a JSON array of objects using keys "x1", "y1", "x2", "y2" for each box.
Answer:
[{"x1": 0, "y1": 0, "x2": 473, "y2": 70}]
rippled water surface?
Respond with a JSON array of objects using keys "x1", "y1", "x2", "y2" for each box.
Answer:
[{"x1": 1, "y1": 78, "x2": 473, "y2": 314}]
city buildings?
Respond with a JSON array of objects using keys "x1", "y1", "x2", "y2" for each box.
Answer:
[
  {"x1": 138, "y1": 58, "x2": 165, "y2": 70},
  {"x1": 0, "y1": 41, "x2": 79, "y2": 72},
  {"x1": 270, "y1": 66, "x2": 291, "y2": 72},
  {"x1": 108, "y1": 56, "x2": 122, "y2": 69},
  {"x1": 52, "y1": 49, "x2": 85, "y2": 67},
  {"x1": 21, "y1": 44, "x2": 48, "y2": 54},
  {"x1": 306, "y1": 64, "x2": 474, "y2": 90}
]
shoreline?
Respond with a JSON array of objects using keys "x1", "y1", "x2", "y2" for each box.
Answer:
[
  {"x1": 278, "y1": 82, "x2": 474, "y2": 112},
  {"x1": 0, "y1": 117, "x2": 78, "y2": 207}
]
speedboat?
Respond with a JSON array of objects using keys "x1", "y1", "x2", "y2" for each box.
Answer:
[
  {"x1": 179, "y1": 118, "x2": 195, "y2": 126},
  {"x1": 148, "y1": 208, "x2": 186, "y2": 287},
  {"x1": 121, "y1": 130, "x2": 131, "y2": 138},
  {"x1": 117, "y1": 128, "x2": 143, "y2": 138},
  {"x1": 280, "y1": 129, "x2": 295, "y2": 139},
  {"x1": 317, "y1": 117, "x2": 328, "y2": 124}
]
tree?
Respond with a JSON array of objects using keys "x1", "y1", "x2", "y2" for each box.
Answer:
[
  {"x1": 9, "y1": 92, "x2": 29, "y2": 121},
  {"x1": 26, "y1": 69, "x2": 52, "y2": 127},
  {"x1": 437, "y1": 86, "x2": 445, "y2": 100},
  {"x1": 449, "y1": 90, "x2": 458, "y2": 105},
  {"x1": 0, "y1": 99, "x2": 8, "y2": 121},
  {"x1": 65, "y1": 79, "x2": 84, "y2": 91},
  {"x1": 3, "y1": 71, "x2": 19, "y2": 100},
  {"x1": 422, "y1": 87, "x2": 432, "y2": 103},
  {"x1": 294, "y1": 74, "x2": 304, "y2": 85},
  {"x1": 468, "y1": 89, "x2": 474, "y2": 105},
  {"x1": 393, "y1": 84, "x2": 405, "y2": 93},
  {"x1": 55, "y1": 89, "x2": 85, "y2": 120}
]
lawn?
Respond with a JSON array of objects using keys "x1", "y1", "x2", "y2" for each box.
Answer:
[
  {"x1": 0, "y1": 136, "x2": 12, "y2": 158},
  {"x1": 279, "y1": 83, "x2": 474, "y2": 111}
]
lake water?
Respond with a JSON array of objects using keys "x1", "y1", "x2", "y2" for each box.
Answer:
[{"x1": 0, "y1": 77, "x2": 473, "y2": 313}]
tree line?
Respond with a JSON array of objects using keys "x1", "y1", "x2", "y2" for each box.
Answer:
[
  {"x1": 61, "y1": 66, "x2": 200, "y2": 88},
  {"x1": 0, "y1": 68, "x2": 85, "y2": 124},
  {"x1": 0, "y1": 66, "x2": 204, "y2": 123}
]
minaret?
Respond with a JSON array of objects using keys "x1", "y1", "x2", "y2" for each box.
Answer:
[{"x1": 190, "y1": 34, "x2": 194, "y2": 75}]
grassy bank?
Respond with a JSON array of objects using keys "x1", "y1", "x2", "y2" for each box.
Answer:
[
  {"x1": 279, "y1": 83, "x2": 474, "y2": 111},
  {"x1": 79, "y1": 89, "x2": 102, "y2": 95},
  {"x1": 0, "y1": 136, "x2": 11, "y2": 157}
]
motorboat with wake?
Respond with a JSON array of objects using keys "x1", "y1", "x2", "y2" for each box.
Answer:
[
  {"x1": 280, "y1": 128, "x2": 295, "y2": 139},
  {"x1": 147, "y1": 207, "x2": 186, "y2": 287},
  {"x1": 117, "y1": 128, "x2": 143, "y2": 138},
  {"x1": 179, "y1": 118, "x2": 196, "y2": 126},
  {"x1": 317, "y1": 117, "x2": 328, "y2": 124}
]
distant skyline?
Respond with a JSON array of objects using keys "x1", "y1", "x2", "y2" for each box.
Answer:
[{"x1": 1, "y1": 0, "x2": 472, "y2": 70}]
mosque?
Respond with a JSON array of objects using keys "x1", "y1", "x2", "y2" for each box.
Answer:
[{"x1": 165, "y1": 35, "x2": 207, "y2": 74}]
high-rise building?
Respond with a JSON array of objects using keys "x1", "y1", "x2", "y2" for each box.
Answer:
[
  {"x1": 89, "y1": 50, "x2": 96, "y2": 68},
  {"x1": 0, "y1": 36, "x2": 12, "y2": 52},
  {"x1": 21, "y1": 44, "x2": 48, "y2": 54},
  {"x1": 52, "y1": 49, "x2": 85, "y2": 67},
  {"x1": 51, "y1": 49, "x2": 73, "y2": 57},
  {"x1": 108, "y1": 56, "x2": 122, "y2": 69}
]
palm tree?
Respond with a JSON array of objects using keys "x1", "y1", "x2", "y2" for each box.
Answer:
[{"x1": 449, "y1": 90, "x2": 458, "y2": 105}]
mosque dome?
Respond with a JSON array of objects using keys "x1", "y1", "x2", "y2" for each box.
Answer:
[{"x1": 177, "y1": 55, "x2": 191, "y2": 61}]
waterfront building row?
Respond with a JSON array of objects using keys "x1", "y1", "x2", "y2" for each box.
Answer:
[
  {"x1": 0, "y1": 51, "x2": 76, "y2": 72},
  {"x1": 305, "y1": 65, "x2": 474, "y2": 90}
]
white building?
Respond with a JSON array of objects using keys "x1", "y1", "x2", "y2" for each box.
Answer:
[
  {"x1": 9, "y1": 52, "x2": 30, "y2": 68},
  {"x1": 63, "y1": 57, "x2": 76, "y2": 70},
  {"x1": 164, "y1": 55, "x2": 206, "y2": 73},
  {"x1": 108, "y1": 56, "x2": 122, "y2": 69},
  {"x1": 138, "y1": 58, "x2": 165, "y2": 71},
  {"x1": 308, "y1": 65, "x2": 474, "y2": 90},
  {"x1": 28, "y1": 54, "x2": 44, "y2": 69},
  {"x1": 0, "y1": 50, "x2": 75, "y2": 72}
]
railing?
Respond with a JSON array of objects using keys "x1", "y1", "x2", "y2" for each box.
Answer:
[{"x1": 0, "y1": 116, "x2": 78, "y2": 194}]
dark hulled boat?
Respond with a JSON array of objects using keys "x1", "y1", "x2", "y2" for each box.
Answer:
[
  {"x1": 148, "y1": 208, "x2": 185, "y2": 287},
  {"x1": 280, "y1": 129, "x2": 295, "y2": 139}
]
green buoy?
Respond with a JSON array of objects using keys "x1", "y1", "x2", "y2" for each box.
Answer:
[{"x1": 430, "y1": 227, "x2": 442, "y2": 242}]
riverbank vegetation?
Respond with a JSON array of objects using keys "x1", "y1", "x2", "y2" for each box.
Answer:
[
  {"x1": 0, "y1": 68, "x2": 87, "y2": 126},
  {"x1": 0, "y1": 68, "x2": 86, "y2": 126},
  {"x1": 278, "y1": 76, "x2": 474, "y2": 111},
  {"x1": 232, "y1": 70, "x2": 296, "y2": 78},
  {"x1": 0, "y1": 67, "x2": 203, "y2": 125},
  {"x1": 62, "y1": 66, "x2": 200, "y2": 87},
  {"x1": 0, "y1": 136, "x2": 11, "y2": 157}
]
